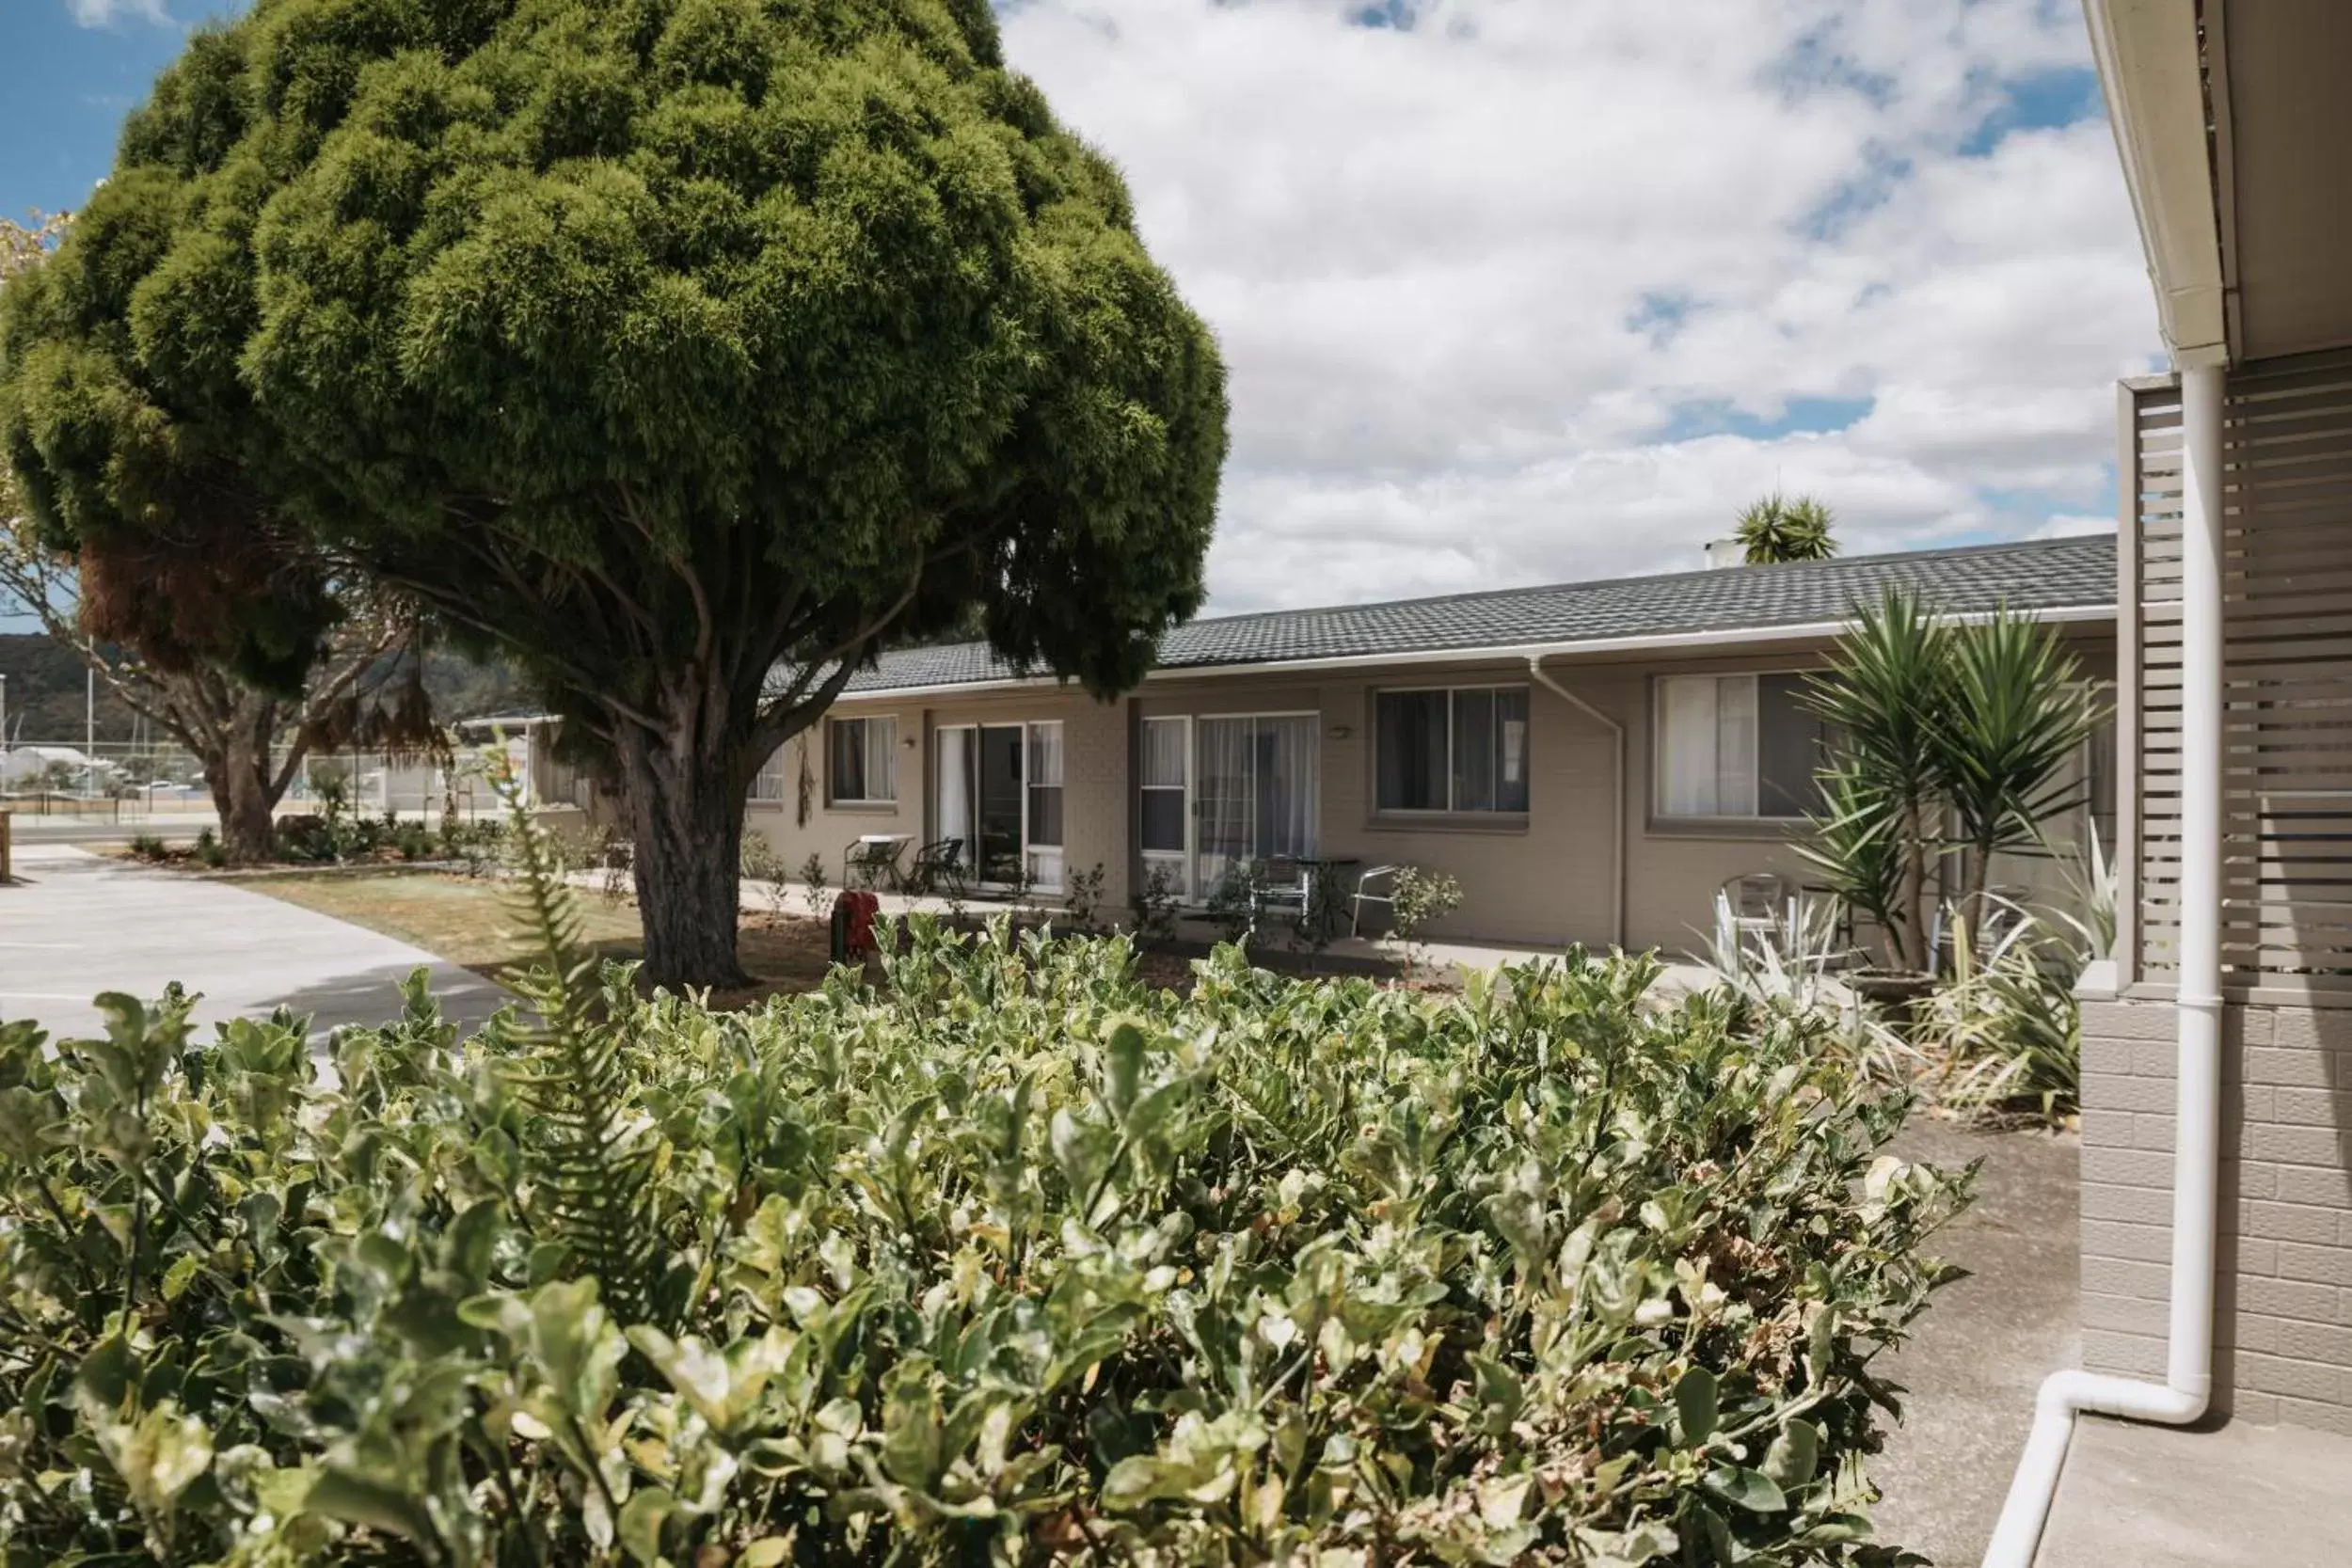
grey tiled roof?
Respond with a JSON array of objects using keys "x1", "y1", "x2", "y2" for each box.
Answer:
[{"x1": 847, "y1": 533, "x2": 2117, "y2": 694}]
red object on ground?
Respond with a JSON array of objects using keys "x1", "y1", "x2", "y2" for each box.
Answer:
[{"x1": 835, "y1": 890, "x2": 882, "y2": 957}]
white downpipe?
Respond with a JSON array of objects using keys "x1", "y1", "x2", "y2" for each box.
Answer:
[
  {"x1": 1981, "y1": 361, "x2": 2226, "y2": 1566},
  {"x1": 1525, "y1": 657, "x2": 1624, "y2": 949}
]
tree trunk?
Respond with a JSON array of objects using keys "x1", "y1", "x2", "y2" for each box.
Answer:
[
  {"x1": 201, "y1": 698, "x2": 299, "y2": 865},
  {"x1": 618, "y1": 709, "x2": 752, "y2": 990},
  {"x1": 203, "y1": 721, "x2": 279, "y2": 865}
]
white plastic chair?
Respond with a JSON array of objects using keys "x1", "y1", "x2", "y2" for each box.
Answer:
[{"x1": 1350, "y1": 864, "x2": 1404, "y2": 936}]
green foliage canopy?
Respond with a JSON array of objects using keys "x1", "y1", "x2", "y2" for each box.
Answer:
[{"x1": 0, "y1": 0, "x2": 1226, "y2": 752}]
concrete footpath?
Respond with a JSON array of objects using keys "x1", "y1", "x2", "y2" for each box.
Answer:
[
  {"x1": 1868, "y1": 1118, "x2": 2352, "y2": 1565},
  {"x1": 0, "y1": 844, "x2": 505, "y2": 1039}
]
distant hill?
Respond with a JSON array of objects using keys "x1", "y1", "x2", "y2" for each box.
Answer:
[
  {"x1": 0, "y1": 634, "x2": 139, "y2": 743},
  {"x1": 0, "y1": 633, "x2": 538, "y2": 744}
]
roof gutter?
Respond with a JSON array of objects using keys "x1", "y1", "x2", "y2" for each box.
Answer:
[
  {"x1": 840, "y1": 603, "x2": 2115, "y2": 703},
  {"x1": 2083, "y1": 0, "x2": 2230, "y2": 366}
]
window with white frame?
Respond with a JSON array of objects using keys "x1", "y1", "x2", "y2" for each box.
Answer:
[
  {"x1": 1025, "y1": 721, "x2": 1064, "y2": 887},
  {"x1": 1374, "y1": 686, "x2": 1530, "y2": 814},
  {"x1": 750, "y1": 742, "x2": 789, "y2": 802},
  {"x1": 1139, "y1": 718, "x2": 1187, "y2": 854},
  {"x1": 1653, "y1": 673, "x2": 1826, "y2": 820},
  {"x1": 826, "y1": 716, "x2": 898, "y2": 804}
]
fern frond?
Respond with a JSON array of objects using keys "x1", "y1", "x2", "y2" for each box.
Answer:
[{"x1": 485, "y1": 752, "x2": 662, "y2": 1322}]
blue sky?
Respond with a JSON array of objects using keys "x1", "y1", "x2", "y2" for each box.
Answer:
[
  {"x1": 1, "y1": 2, "x2": 244, "y2": 224},
  {"x1": 3, "y1": 1, "x2": 2156, "y2": 621}
]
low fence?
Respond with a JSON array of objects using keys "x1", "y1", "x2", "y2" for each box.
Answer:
[{"x1": 0, "y1": 740, "x2": 512, "y2": 826}]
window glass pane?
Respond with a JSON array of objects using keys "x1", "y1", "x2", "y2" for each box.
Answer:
[
  {"x1": 1375, "y1": 691, "x2": 1448, "y2": 810},
  {"x1": 1141, "y1": 791, "x2": 1184, "y2": 852},
  {"x1": 1497, "y1": 688, "x2": 1530, "y2": 812},
  {"x1": 1257, "y1": 716, "x2": 1319, "y2": 858},
  {"x1": 1658, "y1": 676, "x2": 1719, "y2": 815},
  {"x1": 1714, "y1": 675, "x2": 1758, "y2": 816},
  {"x1": 1756, "y1": 674, "x2": 1820, "y2": 818},
  {"x1": 1026, "y1": 721, "x2": 1063, "y2": 847},
  {"x1": 1028, "y1": 786, "x2": 1064, "y2": 847},
  {"x1": 1142, "y1": 719, "x2": 1185, "y2": 787},
  {"x1": 1026, "y1": 722, "x2": 1063, "y2": 788},
  {"x1": 1451, "y1": 689, "x2": 1496, "y2": 812},
  {"x1": 751, "y1": 744, "x2": 787, "y2": 801},
  {"x1": 829, "y1": 721, "x2": 866, "y2": 802},
  {"x1": 936, "y1": 728, "x2": 973, "y2": 863},
  {"x1": 867, "y1": 718, "x2": 898, "y2": 801}
]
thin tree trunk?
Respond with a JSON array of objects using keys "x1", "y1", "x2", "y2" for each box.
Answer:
[{"x1": 617, "y1": 698, "x2": 752, "y2": 990}]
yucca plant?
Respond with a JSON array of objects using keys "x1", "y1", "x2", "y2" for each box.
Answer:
[
  {"x1": 1935, "y1": 609, "x2": 2103, "y2": 915},
  {"x1": 1800, "y1": 589, "x2": 1952, "y2": 972},
  {"x1": 1734, "y1": 493, "x2": 1839, "y2": 563},
  {"x1": 1801, "y1": 589, "x2": 2105, "y2": 976}
]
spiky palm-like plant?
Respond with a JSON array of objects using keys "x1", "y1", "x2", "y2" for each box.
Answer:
[
  {"x1": 1937, "y1": 608, "x2": 2103, "y2": 913},
  {"x1": 1734, "y1": 494, "x2": 1839, "y2": 563},
  {"x1": 1801, "y1": 589, "x2": 1950, "y2": 972}
]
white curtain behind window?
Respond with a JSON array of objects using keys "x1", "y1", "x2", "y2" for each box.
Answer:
[
  {"x1": 867, "y1": 719, "x2": 899, "y2": 802},
  {"x1": 1661, "y1": 676, "x2": 1720, "y2": 815},
  {"x1": 1712, "y1": 676, "x2": 1757, "y2": 816},
  {"x1": 1197, "y1": 718, "x2": 1251, "y2": 894},
  {"x1": 935, "y1": 728, "x2": 972, "y2": 865},
  {"x1": 1263, "y1": 717, "x2": 1318, "y2": 859},
  {"x1": 1142, "y1": 717, "x2": 1185, "y2": 788}
]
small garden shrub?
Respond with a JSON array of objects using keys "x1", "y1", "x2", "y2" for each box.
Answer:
[
  {"x1": 1922, "y1": 905, "x2": 2085, "y2": 1122},
  {"x1": 191, "y1": 827, "x2": 227, "y2": 868},
  {"x1": 739, "y1": 832, "x2": 789, "y2": 915},
  {"x1": 126, "y1": 832, "x2": 169, "y2": 862},
  {"x1": 797, "y1": 851, "x2": 831, "y2": 918},
  {"x1": 1130, "y1": 862, "x2": 1183, "y2": 946},
  {"x1": 1060, "y1": 861, "x2": 1110, "y2": 936},
  {"x1": 1205, "y1": 857, "x2": 1267, "y2": 946},
  {"x1": 1390, "y1": 864, "x2": 1464, "y2": 973},
  {"x1": 0, "y1": 821, "x2": 1968, "y2": 1564}
]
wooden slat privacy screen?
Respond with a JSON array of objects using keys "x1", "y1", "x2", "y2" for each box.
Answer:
[{"x1": 2128, "y1": 353, "x2": 2352, "y2": 995}]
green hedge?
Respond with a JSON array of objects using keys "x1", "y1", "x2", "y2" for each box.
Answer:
[{"x1": 0, "y1": 892, "x2": 1966, "y2": 1565}]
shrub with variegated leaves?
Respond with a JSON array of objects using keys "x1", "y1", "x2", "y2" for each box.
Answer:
[{"x1": 0, "y1": 823, "x2": 1966, "y2": 1566}]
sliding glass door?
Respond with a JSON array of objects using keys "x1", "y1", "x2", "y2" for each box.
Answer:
[
  {"x1": 1191, "y1": 714, "x2": 1319, "y2": 896},
  {"x1": 934, "y1": 721, "x2": 1064, "y2": 892}
]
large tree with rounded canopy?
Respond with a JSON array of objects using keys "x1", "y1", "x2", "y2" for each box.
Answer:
[{"x1": 0, "y1": 0, "x2": 1227, "y2": 984}]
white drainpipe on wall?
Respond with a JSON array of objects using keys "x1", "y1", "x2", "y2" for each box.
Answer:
[
  {"x1": 1525, "y1": 657, "x2": 1625, "y2": 950},
  {"x1": 1981, "y1": 361, "x2": 2226, "y2": 1566}
]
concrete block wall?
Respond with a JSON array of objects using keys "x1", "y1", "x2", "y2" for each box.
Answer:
[{"x1": 2078, "y1": 994, "x2": 2352, "y2": 1433}]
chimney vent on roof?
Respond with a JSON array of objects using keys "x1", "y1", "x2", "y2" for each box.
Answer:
[{"x1": 1705, "y1": 539, "x2": 1747, "y2": 570}]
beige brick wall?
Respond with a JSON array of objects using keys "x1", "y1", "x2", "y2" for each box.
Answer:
[
  {"x1": 747, "y1": 688, "x2": 1130, "y2": 907},
  {"x1": 2077, "y1": 993, "x2": 2352, "y2": 1433}
]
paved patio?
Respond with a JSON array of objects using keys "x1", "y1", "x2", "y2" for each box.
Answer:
[
  {"x1": 2041, "y1": 1413, "x2": 2352, "y2": 1566},
  {"x1": 0, "y1": 843, "x2": 505, "y2": 1038}
]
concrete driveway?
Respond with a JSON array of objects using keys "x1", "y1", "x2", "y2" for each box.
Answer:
[{"x1": 0, "y1": 844, "x2": 505, "y2": 1039}]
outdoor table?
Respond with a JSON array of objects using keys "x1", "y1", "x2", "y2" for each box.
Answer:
[{"x1": 843, "y1": 832, "x2": 914, "y2": 890}]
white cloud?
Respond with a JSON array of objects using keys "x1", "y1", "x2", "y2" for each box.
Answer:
[
  {"x1": 997, "y1": 0, "x2": 2157, "y2": 612},
  {"x1": 68, "y1": 0, "x2": 172, "y2": 28}
]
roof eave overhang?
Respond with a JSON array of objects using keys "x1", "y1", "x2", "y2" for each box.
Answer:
[
  {"x1": 840, "y1": 603, "x2": 2116, "y2": 703},
  {"x1": 2085, "y1": 0, "x2": 2230, "y2": 367}
]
